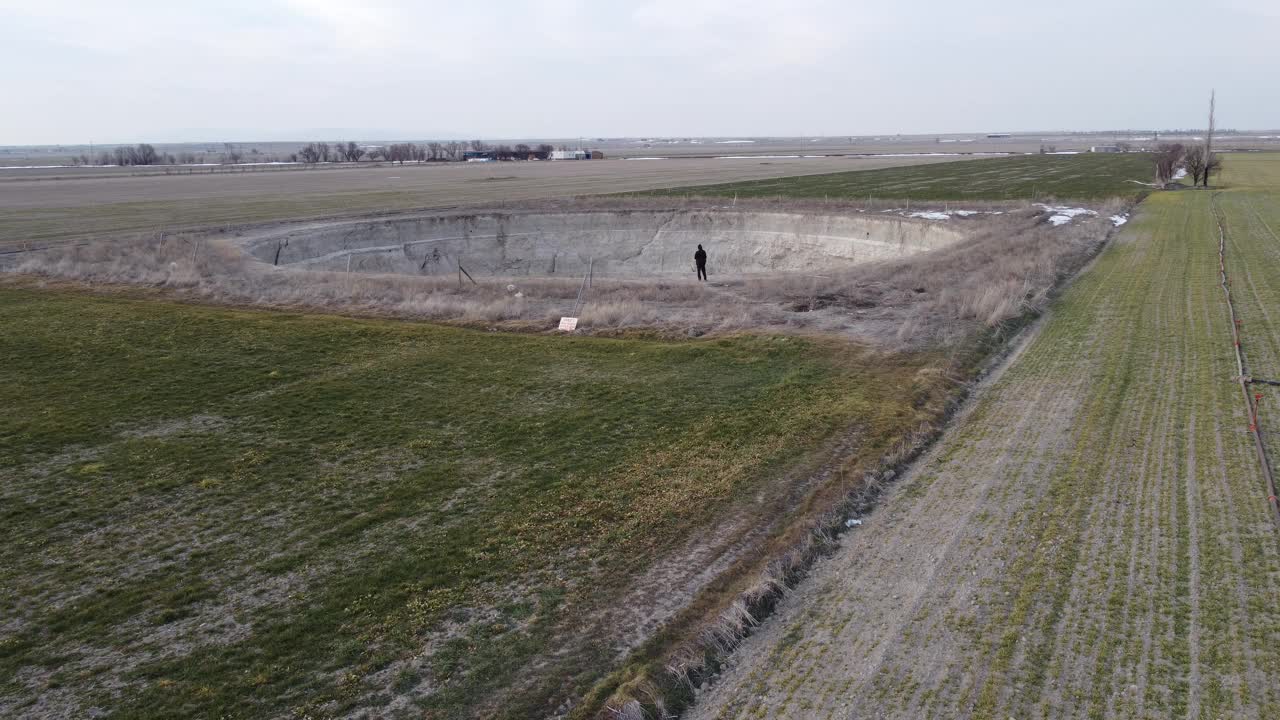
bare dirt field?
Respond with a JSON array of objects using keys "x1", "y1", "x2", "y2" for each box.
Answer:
[
  {"x1": 687, "y1": 156, "x2": 1280, "y2": 720},
  {"x1": 0, "y1": 156, "x2": 957, "y2": 248}
]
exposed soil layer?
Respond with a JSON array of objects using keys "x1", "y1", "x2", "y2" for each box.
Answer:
[{"x1": 238, "y1": 210, "x2": 967, "y2": 279}]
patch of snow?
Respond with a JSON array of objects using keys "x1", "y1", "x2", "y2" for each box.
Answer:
[
  {"x1": 1110, "y1": 214, "x2": 1129, "y2": 227},
  {"x1": 853, "y1": 152, "x2": 1017, "y2": 158},
  {"x1": 716, "y1": 155, "x2": 800, "y2": 159},
  {"x1": 1037, "y1": 203, "x2": 1098, "y2": 227},
  {"x1": 1035, "y1": 204, "x2": 1098, "y2": 218},
  {"x1": 1046, "y1": 151, "x2": 1080, "y2": 155},
  {"x1": 1173, "y1": 168, "x2": 1188, "y2": 180},
  {"x1": 625, "y1": 157, "x2": 666, "y2": 160},
  {"x1": 908, "y1": 211, "x2": 952, "y2": 221},
  {"x1": 953, "y1": 210, "x2": 979, "y2": 216},
  {"x1": 0, "y1": 164, "x2": 121, "y2": 169},
  {"x1": 715, "y1": 140, "x2": 756, "y2": 144}
]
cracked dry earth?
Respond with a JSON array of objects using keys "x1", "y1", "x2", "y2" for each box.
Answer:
[{"x1": 690, "y1": 174, "x2": 1280, "y2": 719}]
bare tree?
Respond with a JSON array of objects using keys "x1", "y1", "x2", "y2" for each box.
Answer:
[
  {"x1": 536, "y1": 143, "x2": 553, "y2": 159},
  {"x1": 298, "y1": 143, "x2": 321, "y2": 164},
  {"x1": 366, "y1": 147, "x2": 385, "y2": 161},
  {"x1": 317, "y1": 142, "x2": 331, "y2": 163},
  {"x1": 1153, "y1": 142, "x2": 1185, "y2": 186},
  {"x1": 1203, "y1": 89, "x2": 1216, "y2": 188},
  {"x1": 344, "y1": 141, "x2": 365, "y2": 162},
  {"x1": 1183, "y1": 145, "x2": 1207, "y2": 186},
  {"x1": 446, "y1": 141, "x2": 464, "y2": 161},
  {"x1": 223, "y1": 142, "x2": 242, "y2": 164},
  {"x1": 495, "y1": 144, "x2": 513, "y2": 160},
  {"x1": 469, "y1": 139, "x2": 489, "y2": 152},
  {"x1": 1204, "y1": 151, "x2": 1222, "y2": 186},
  {"x1": 1115, "y1": 141, "x2": 1132, "y2": 153}
]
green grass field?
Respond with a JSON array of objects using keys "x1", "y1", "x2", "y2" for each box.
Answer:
[
  {"x1": 0, "y1": 287, "x2": 952, "y2": 719},
  {"x1": 638, "y1": 153, "x2": 1154, "y2": 201},
  {"x1": 681, "y1": 154, "x2": 1280, "y2": 720}
]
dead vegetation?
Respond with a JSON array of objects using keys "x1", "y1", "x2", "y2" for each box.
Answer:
[{"x1": 8, "y1": 199, "x2": 1121, "y2": 351}]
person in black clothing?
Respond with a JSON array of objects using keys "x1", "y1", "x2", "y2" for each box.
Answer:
[{"x1": 694, "y1": 244, "x2": 708, "y2": 281}]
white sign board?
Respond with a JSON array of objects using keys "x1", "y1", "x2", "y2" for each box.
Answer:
[{"x1": 558, "y1": 316, "x2": 579, "y2": 332}]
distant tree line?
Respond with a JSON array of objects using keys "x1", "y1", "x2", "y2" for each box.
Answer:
[
  {"x1": 290, "y1": 140, "x2": 556, "y2": 164},
  {"x1": 74, "y1": 142, "x2": 273, "y2": 167},
  {"x1": 66, "y1": 139, "x2": 563, "y2": 168}
]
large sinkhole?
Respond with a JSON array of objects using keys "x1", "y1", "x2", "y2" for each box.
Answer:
[{"x1": 240, "y1": 210, "x2": 968, "y2": 279}]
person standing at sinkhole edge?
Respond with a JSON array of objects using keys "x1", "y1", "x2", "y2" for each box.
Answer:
[{"x1": 694, "y1": 244, "x2": 708, "y2": 281}]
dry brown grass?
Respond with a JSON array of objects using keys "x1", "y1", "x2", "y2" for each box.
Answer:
[{"x1": 8, "y1": 199, "x2": 1119, "y2": 349}]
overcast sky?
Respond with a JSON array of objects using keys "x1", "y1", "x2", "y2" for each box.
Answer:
[{"x1": 1, "y1": 0, "x2": 1276, "y2": 145}]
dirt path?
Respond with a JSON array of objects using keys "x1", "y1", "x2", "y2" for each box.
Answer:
[{"x1": 689, "y1": 180, "x2": 1280, "y2": 719}]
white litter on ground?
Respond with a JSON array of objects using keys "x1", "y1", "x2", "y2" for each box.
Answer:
[
  {"x1": 845, "y1": 518, "x2": 863, "y2": 527},
  {"x1": 1110, "y1": 215, "x2": 1129, "y2": 227}
]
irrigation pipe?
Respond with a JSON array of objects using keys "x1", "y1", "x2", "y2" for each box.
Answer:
[{"x1": 1213, "y1": 194, "x2": 1280, "y2": 524}]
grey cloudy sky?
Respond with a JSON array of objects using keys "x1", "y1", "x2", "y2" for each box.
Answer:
[{"x1": 1, "y1": 0, "x2": 1276, "y2": 144}]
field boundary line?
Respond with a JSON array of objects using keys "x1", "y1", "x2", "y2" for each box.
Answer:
[{"x1": 1213, "y1": 192, "x2": 1280, "y2": 525}]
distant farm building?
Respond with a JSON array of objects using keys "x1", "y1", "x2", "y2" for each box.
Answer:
[
  {"x1": 986, "y1": 133, "x2": 1012, "y2": 139},
  {"x1": 1091, "y1": 145, "x2": 1122, "y2": 153},
  {"x1": 549, "y1": 149, "x2": 604, "y2": 160}
]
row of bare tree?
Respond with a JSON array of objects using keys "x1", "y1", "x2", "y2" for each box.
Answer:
[
  {"x1": 291, "y1": 140, "x2": 557, "y2": 164},
  {"x1": 1155, "y1": 90, "x2": 1223, "y2": 188},
  {"x1": 73, "y1": 142, "x2": 266, "y2": 166},
  {"x1": 1153, "y1": 142, "x2": 1221, "y2": 187},
  {"x1": 73, "y1": 143, "x2": 163, "y2": 166}
]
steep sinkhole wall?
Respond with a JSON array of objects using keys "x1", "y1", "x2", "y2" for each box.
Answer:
[{"x1": 240, "y1": 210, "x2": 968, "y2": 279}]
